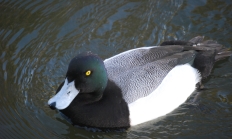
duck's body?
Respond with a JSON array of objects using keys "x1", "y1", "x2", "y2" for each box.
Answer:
[
  {"x1": 48, "y1": 36, "x2": 231, "y2": 129},
  {"x1": 104, "y1": 45, "x2": 201, "y2": 126}
]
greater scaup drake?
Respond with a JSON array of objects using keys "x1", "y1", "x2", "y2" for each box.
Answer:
[{"x1": 48, "y1": 36, "x2": 231, "y2": 129}]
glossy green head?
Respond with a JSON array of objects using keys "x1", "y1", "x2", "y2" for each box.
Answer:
[{"x1": 66, "y1": 52, "x2": 108, "y2": 98}]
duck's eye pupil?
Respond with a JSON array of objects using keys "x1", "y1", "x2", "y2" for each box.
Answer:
[{"x1": 85, "y1": 70, "x2": 91, "y2": 76}]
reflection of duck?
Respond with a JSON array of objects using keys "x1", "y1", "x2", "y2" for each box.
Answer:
[{"x1": 48, "y1": 36, "x2": 231, "y2": 129}]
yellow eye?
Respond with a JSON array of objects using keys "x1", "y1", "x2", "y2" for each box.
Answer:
[{"x1": 85, "y1": 70, "x2": 91, "y2": 76}]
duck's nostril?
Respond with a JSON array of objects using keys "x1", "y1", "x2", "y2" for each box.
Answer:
[{"x1": 49, "y1": 102, "x2": 56, "y2": 110}]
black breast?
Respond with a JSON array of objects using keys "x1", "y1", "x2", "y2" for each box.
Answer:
[{"x1": 60, "y1": 80, "x2": 130, "y2": 129}]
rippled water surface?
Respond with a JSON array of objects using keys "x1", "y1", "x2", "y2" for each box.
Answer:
[{"x1": 1, "y1": 0, "x2": 232, "y2": 138}]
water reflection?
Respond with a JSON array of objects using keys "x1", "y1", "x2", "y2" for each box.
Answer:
[{"x1": 0, "y1": 0, "x2": 232, "y2": 138}]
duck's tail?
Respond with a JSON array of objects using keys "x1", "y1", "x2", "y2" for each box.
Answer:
[
  {"x1": 188, "y1": 36, "x2": 232, "y2": 62},
  {"x1": 160, "y1": 36, "x2": 232, "y2": 79}
]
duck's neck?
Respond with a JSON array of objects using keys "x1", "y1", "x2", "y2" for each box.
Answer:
[
  {"x1": 74, "y1": 81, "x2": 108, "y2": 105},
  {"x1": 74, "y1": 92, "x2": 102, "y2": 105}
]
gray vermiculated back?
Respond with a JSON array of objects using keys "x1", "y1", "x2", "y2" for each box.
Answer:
[
  {"x1": 104, "y1": 46, "x2": 196, "y2": 104},
  {"x1": 104, "y1": 46, "x2": 183, "y2": 77}
]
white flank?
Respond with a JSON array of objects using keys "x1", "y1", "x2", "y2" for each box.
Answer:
[
  {"x1": 129, "y1": 64, "x2": 201, "y2": 126},
  {"x1": 48, "y1": 79, "x2": 79, "y2": 110}
]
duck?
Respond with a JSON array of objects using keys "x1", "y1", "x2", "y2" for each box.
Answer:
[{"x1": 48, "y1": 36, "x2": 231, "y2": 129}]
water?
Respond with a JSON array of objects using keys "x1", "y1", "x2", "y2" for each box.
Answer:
[{"x1": 0, "y1": 0, "x2": 232, "y2": 138}]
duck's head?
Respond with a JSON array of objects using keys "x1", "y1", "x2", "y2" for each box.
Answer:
[{"x1": 48, "y1": 52, "x2": 108, "y2": 110}]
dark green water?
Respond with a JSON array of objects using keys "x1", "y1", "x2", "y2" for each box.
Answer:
[{"x1": 0, "y1": 0, "x2": 232, "y2": 138}]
